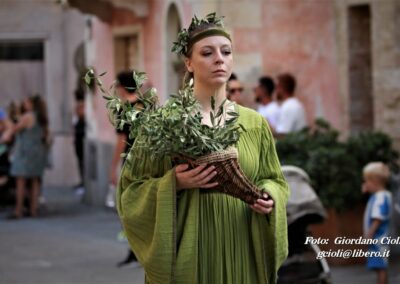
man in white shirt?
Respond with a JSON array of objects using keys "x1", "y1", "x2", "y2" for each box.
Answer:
[
  {"x1": 275, "y1": 73, "x2": 307, "y2": 135},
  {"x1": 254, "y1": 76, "x2": 280, "y2": 130}
]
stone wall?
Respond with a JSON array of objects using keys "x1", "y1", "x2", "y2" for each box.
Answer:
[
  {"x1": 372, "y1": 1, "x2": 400, "y2": 151},
  {"x1": 0, "y1": 0, "x2": 86, "y2": 186},
  {"x1": 81, "y1": 0, "x2": 346, "y2": 133},
  {"x1": 189, "y1": 0, "x2": 343, "y2": 130},
  {"x1": 335, "y1": 0, "x2": 400, "y2": 151}
]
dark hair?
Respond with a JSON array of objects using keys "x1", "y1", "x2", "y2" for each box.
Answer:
[
  {"x1": 228, "y1": 73, "x2": 237, "y2": 81},
  {"x1": 31, "y1": 95, "x2": 49, "y2": 145},
  {"x1": 74, "y1": 89, "x2": 85, "y2": 101},
  {"x1": 117, "y1": 71, "x2": 137, "y2": 94},
  {"x1": 277, "y1": 73, "x2": 296, "y2": 95},
  {"x1": 259, "y1": 76, "x2": 275, "y2": 98}
]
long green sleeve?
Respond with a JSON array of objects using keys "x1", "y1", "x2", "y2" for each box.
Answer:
[
  {"x1": 256, "y1": 117, "x2": 290, "y2": 282},
  {"x1": 117, "y1": 145, "x2": 177, "y2": 283}
]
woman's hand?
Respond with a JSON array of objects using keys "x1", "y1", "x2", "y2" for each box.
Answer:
[
  {"x1": 175, "y1": 164, "x2": 218, "y2": 190},
  {"x1": 250, "y1": 193, "x2": 274, "y2": 215}
]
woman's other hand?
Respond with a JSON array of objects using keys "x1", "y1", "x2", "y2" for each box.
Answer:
[
  {"x1": 250, "y1": 193, "x2": 274, "y2": 215},
  {"x1": 175, "y1": 164, "x2": 218, "y2": 190}
]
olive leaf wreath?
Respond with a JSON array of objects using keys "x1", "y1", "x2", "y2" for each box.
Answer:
[{"x1": 171, "y1": 12, "x2": 225, "y2": 56}]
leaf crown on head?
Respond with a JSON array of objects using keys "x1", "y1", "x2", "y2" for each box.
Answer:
[{"x1": 171, "y1": 12, "x2": 231, "y2": 57}]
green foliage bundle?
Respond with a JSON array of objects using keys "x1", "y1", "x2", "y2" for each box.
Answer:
[
  {"x1": 85, "y1": 70, "x2": 243, "y2": 160},
  {"x1": 276, "y1": 119, "x2": 399, "y2": 211}
]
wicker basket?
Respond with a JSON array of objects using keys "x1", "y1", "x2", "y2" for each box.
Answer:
[{"x1": 181, "y1": 147, "x2": 265, "y2": 204}]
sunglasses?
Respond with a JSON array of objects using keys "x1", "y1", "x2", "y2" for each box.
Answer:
[{"x1": 229, "y1": 87, "x2": 243, "y2": 94}]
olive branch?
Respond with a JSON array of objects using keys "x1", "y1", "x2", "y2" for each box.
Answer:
[{"x1": 84, "y1": 69, "x2": 245, "y2": 160}]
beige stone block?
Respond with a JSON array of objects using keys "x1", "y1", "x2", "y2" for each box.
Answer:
[
  {"x1": 232, "y1": 53, "x2": 263, "y2": 107},
  {"x1": 233, "y1": 53, "x2": 262, "y2": 84},
  {"x1": 373, "y1": 50, "x2": 400, "y2": 69},
  {"x1": 373, "y1": 68, "x2": 400, "y2": 93},
  {"x1": 43, "y1": 136, "x2": 80, "y2": 187},
  {"x1": 382, "y1": 110, "x2": 399, "y2": 123},
  {"x1": 190, "y1": 1, "x2": 218, "y2": 18},
  {"x1": 382, "y1": 92, "x2": 400, "y2": 109},
  {"x1": 221, "y1": 1, "x2": 262, "y2": 28}
]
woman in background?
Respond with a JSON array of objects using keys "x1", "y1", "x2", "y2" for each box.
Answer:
[{"x1": 9, "y1": 95, "x2": 49, "y2": 218}]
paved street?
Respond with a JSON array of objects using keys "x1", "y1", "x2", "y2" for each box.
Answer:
[
  {"x1": 0, "y1": 187, "x2": 144, "y2": 284},
  {"x1": 1, "y1": 186, "x2": 399, "y2": 284}
]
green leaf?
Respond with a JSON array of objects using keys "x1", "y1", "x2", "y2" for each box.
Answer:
[
  {"x1": 216, "y1": 105, "x2": 224, "y2": 117},
  {"x1": 102, "y1": 95, "x2": 113, "y2": 100},
  {"x1": 95, "y1": 78, "x2": 103, "y2": 86},
  {"x1": 227, "y1": 111, "x2": 239, "y2": 117},
  {"x1": 84, "y1": 72, "x2": 92, "y2": 85}
]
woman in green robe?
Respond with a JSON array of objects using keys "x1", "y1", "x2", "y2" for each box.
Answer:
[{"x1": 116, "y1": 14, "x2": 289, "y2": 284}]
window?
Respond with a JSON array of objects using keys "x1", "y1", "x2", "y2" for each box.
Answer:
[
  {"x1": 348, "y1": 5, "x2": 373, "y2": 133},
  {"x1": 0, "y1": 41, "x2": 44, "y2": 60},
  {"x1": 114, "y1": 34, "x2": 139, "y2": 73}
]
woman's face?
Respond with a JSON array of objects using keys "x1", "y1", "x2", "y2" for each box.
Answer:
[
  {"x1": 23, "y1": 98, "x2": 33, "y2": 111},
  {"x1": 185, "y1": 36, "x2": 233, "y2": 87}
]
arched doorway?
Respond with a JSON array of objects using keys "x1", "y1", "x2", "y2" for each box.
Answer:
[{"x1": 165, "y1": 3, "x2": 183, "y2": 97}]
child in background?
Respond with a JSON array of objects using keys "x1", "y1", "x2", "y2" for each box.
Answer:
[{"x1": 362, "y1": 162, "x2": 392, "y2": 284}]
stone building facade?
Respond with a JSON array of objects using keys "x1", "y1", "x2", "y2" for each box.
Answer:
[
  {"x1": 1, "y1": 0, "x2": 399, "y2": 205},
  {"x1": 71, "y1": 0, "x2": 400, "y2": 144},
  {"x1": 334, "y1": 0, "x2": 400, "y2": 144},
  {"x1": 0, "y1": 0, "x2": 86, "y2": 187}
]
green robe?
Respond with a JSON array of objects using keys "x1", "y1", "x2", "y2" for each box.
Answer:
[{"x1": 117, "y1": 105, "x2": 289, "y2": 284}]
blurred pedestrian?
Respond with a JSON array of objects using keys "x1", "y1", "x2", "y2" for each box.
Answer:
[
  {"x1": 73, "y1": 90, "x2": 86, "y2": 195},
  {"x1": 8, "y1": 95, "x2": 49, "y2": 219},
  {"x1": 7, "y1": 101, "x2": 20, "y2": 124},
  {"x1": 362, "y1": 162, "x2": 392, "y2": 284},
  {"x1": 0, "y1": 108, "x2": 14, "y2": 144},
  {"x1": 109, "y1": 71, "x2": 139, "y2": 267},
  {"x1": 0, "y1": 108, "x2": 14, "y2": 198},
  {"x1": 0, "y1": 108, "x2": 14, "y2": 206},
  {"x1": 254, "y1": 76, "x2": 280, "y2": 131},
  {"x1": 226, "y1": 73, "x2": 244, "y2": 105},
  {"x1": 275, "y1": 73, "x2": 307, "y2": 136}
]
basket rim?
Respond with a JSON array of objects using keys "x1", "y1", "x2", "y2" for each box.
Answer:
[{"x1": 193, "y1": 146, "x2": 238, "y2": 164}]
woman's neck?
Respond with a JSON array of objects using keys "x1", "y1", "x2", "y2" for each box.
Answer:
[{"x1": 193, "y1": 82, "x2": 227, "y2": 112}]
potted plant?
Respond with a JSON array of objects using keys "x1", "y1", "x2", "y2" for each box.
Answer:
[{"x1": 276, "y1": 120, "x2": 399, "y2": 264}]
